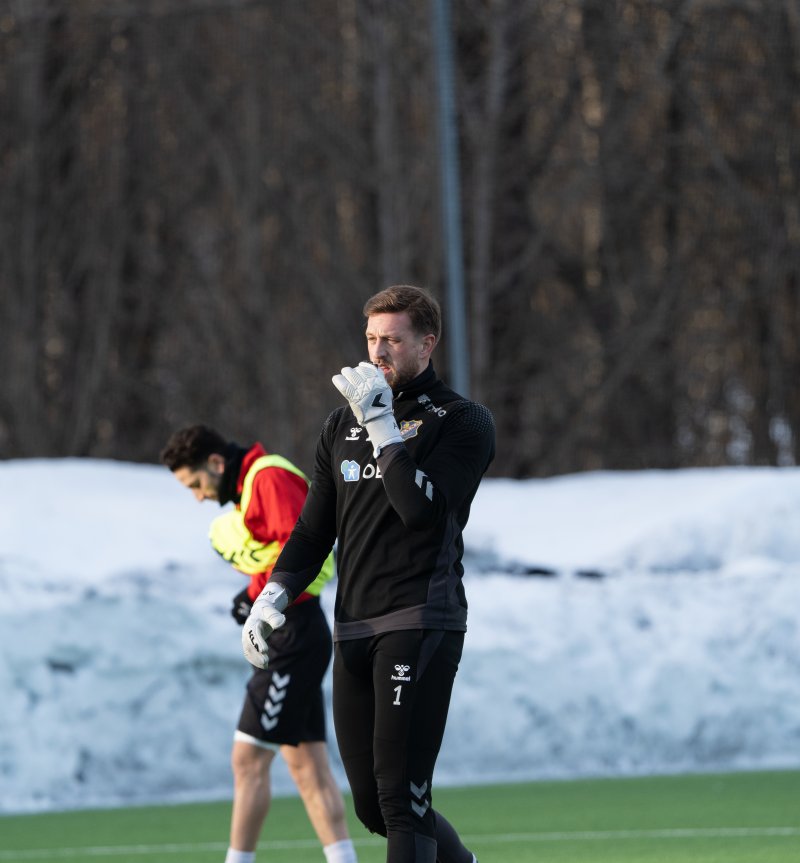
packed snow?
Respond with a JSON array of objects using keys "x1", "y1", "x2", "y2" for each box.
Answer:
[{"x1": 1, "y1": 459, "x2": 799, "y2": 813}]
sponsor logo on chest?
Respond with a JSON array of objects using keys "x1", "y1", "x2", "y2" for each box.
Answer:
[
  {"x1": 340, "y1": 460, "x2": 383, "y2": 482},
  {"x1": 417, "y1": 393, "x2": 448, "y2": 417},
  {"x1": 339, "y1": 401, "x2": 439, "y2": 485}
]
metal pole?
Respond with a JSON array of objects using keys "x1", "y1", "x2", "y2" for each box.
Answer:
[{"x1": 431, "y1": 0, "x2": 470, "y2": 396}]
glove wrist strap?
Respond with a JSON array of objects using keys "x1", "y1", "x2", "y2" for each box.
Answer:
[
  {"x1": 260, "y1": 582, "x2": 290, "y2": 612},
  {"x1": 366, "y1": 415, "x2": 404, "y2": 457}
]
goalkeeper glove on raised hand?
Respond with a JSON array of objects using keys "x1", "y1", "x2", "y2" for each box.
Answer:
[
  {"x1": 242, "y1": 582, "x2": 289, "y2": 669},
  {"x1": 332, "y1": 361, "x2": 404, "y2": 457}
]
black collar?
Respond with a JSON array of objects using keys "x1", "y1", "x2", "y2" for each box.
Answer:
[{"x1": 218, "y1": 442, "x2": 248, "y2": 506}]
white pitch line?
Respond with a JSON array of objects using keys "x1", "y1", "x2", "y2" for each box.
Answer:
[
  {"x1": 0, "y1": 827, "x2": 798, "y2": 860},
  {"x1": 463, "y1": 827, "x2": 800, "y2": 842}
]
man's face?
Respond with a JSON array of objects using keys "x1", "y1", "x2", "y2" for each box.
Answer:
[
  {"x1": 173, "y1": 454, "x2": 225, "y2": 502},
  {"x1": 365, "y1": 311, "x2": 435, "y2": 390}
]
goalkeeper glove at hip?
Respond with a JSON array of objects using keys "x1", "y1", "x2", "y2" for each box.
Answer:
[{"x1": 242, "y1": 582, "x2": 289, "y2": 669}]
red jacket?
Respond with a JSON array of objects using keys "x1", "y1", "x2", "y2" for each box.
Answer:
[{"x1": 211, "y1": 443, "x2": 318, "y2": 600}]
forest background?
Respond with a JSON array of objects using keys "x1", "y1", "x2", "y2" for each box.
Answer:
[{"x1": 1, "y1": 0, "x2": 798, "y2": 478}]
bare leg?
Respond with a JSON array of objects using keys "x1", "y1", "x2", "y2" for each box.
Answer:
[
  {"x1": 281, "y1": 741, "x2": 351, "y2": 847},
  {"x1": 229, "y1": 739, "x2": 277, "y2": 852}
]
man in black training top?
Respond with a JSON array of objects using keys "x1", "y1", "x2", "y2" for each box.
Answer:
[{"x1": 242, "y1": 284, "x2": 495, "y2": 863}]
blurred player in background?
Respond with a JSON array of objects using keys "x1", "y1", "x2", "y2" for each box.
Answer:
[
  {"x1": 241, "y1": 286, "x2": 495, "y2": 863},
  {"x1": 161, "y1": 425, "x2": 357, "y2": 863}
]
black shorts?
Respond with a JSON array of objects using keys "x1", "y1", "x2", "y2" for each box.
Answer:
[{"x1": 236, "y1": 596, "x2": 332, "y2": 747}]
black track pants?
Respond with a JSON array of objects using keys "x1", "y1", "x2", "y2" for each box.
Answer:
[{"x1": 332, "y1": 629, "x2": 474, "y2": 863}]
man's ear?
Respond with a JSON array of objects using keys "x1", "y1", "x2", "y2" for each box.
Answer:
[
  {"x1": 207, "y1": 453, "x2": 226, "y2": 473},
  {"x1": 420, "y1": 333, "x2": 436, "y2": 360}
]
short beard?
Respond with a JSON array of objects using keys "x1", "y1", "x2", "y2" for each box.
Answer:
[{"x1": 388, "y1": 365, "x2": 417, "y2": 392}]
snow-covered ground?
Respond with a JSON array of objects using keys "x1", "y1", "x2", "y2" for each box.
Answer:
[{"x1": 1, "y1": 459, "x2": 799, "y2": 813}]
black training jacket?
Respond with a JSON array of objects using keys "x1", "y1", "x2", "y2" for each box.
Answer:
[{"x1": 270, "y1": 363, "x2": 496, "y2": 641}]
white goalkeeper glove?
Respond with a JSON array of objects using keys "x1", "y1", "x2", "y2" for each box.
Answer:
[
  {"x1": 242, "y1": 582, "x2": 289, "y2": 669},
  {"x1": 332, "y1": 361, "x2": 404, "y2": 457}
]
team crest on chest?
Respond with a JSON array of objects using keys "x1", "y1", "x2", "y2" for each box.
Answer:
[{"x1": 399, "y1": 419, "x2": 423, "y2": 441}]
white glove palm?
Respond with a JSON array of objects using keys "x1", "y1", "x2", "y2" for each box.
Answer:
[
  {"x1": 242, "y1": 583, "x2": 289, "y2": 669},
  {"x1": 332, "y1": 362, "x2": 403, "y2": 456}
]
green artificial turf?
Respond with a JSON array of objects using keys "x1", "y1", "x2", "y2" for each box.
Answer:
[{"x1": 1, "y1": 770, "x2": 798, "y2": 863}]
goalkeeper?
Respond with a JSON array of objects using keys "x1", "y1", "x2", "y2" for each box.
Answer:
[
  {"x1": 161, "y1": 425, "x2": 357, "y2": 863},
  {"x1": 242, "y1": 285, "x2": 495, "y2": 863}
]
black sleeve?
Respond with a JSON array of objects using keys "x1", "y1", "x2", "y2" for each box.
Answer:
[
  {"x1": 377, "y1": 401, "x2": 495, "y2": 530},
  {"x1": 269, "y1": 411, "x2": 340, "y2": 601}
]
